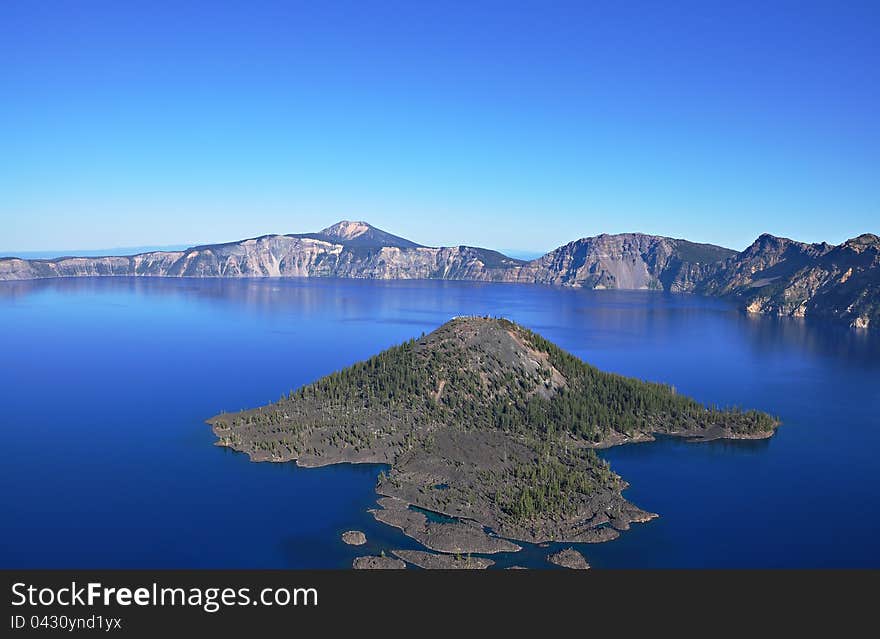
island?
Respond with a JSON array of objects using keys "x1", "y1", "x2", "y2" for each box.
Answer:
[
  {"x1": 548, "y1": 548, "x2": 591, "y2": 570},
  {"x1": 208, "y1": 316, "x2": 779, "y2": 561},
  {"x1": 341, "y1": 530, "x2": 366, "y2": 546}
]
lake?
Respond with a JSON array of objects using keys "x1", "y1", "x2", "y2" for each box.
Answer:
[{"x1": 1, "y1": 277, "x2": 878, "y2": 568}]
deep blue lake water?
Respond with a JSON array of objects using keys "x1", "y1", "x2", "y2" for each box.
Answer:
[{"x1": 1, "y1": 277, "x2": 878, "y2": 568}]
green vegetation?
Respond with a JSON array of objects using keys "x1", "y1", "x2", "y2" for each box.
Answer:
[
  {"x1": 492, "y1": 446, "x2": 616, "y2": 520},
  {"x1": 519, "y1": 323, "x2": 776, "y2": 439},
  {"x1": 214, "y1": 315, "x2": 775, "y2": 464},
  {"x1": 262, "y1": 316, "x2": 775, "y2": 443}
]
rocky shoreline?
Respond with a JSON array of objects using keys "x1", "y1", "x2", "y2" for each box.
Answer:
[
  {"x1": 392, "y1": 550, "x2": 494, "y2": 570},
  {"x1": 212, "y1": 408, "x2": 772, "y2": 564},
  {"x1": 352, "y1": 555, "x2": 406, "y2": 570},
  {"x1": 369, "y1": 497, "x2": 521, "y2": 554}
]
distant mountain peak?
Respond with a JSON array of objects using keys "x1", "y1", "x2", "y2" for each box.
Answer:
[
  {"x1": 295, "y1": 220, "x2": 424, "y2": 249},
  {"x1": 320, "y1": 220, "x2": 375, "y2": 240},
  {"x1": 753, "y1": 232, "x2": 787, "y2": 245},
  {"x1": 844, "y1": 233, "x2": 880, "y2": 249},
  {"x1": 742, "y1": 233, "x2": 796, "y2": 255}
]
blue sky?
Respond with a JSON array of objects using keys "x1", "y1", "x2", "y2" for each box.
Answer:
[{"x1": 1, "y1": 0, "x2": 877, "y2": 254}]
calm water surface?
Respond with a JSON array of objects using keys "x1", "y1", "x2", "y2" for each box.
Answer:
[{"x1": 1, "y1": 277, "x2": 878, "y2": 568}]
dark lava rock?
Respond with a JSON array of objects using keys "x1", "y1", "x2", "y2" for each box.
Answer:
[
  {"x1": 392, "y1": 550, "x2": 494, "y2": 570},
  {"x1": 352, "y1": 555, "x2": 406, "y2": 570},
  {"x1": 341, "y1": 530, "x2": 367, "y2": 545},
  {"x1": 548, "y1": 547, "x2": 590, "y2": 570}
]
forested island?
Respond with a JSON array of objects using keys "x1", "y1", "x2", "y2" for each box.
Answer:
[{"x1": 208, "y1": 316, "x2": 779, "y2": 564}]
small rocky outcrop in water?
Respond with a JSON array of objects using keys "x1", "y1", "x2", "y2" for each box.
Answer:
[
  {"x1": 548, "y1": 548, "x2": 590, "y2": 570},
  {"x1": 341, "y1": 530, "x2": 366, "y2": 545},
  {"x1": 352, "y1": 555, "x2": 406, "y2": 570}
]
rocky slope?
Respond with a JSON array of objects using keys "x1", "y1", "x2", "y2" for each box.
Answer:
[
  {"x1": 2, "y1": 220, "x2": 876, "y2": 329},
  {"x1": 0, "y1": 222, "x2": 523, "y2": 282},
  {"x1": 506, "y1": 233, "x2": 735, "y2": 291},
  {"x1": 696, "y1": 233, "x2": 879, "y2": 329}
]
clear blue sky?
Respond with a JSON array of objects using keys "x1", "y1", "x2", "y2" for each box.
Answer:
[{"x1": 1, "y1": 0, "x2": 877, "y2": 254}]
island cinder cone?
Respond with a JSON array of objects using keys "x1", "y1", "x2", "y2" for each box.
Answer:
[{"x1": 208, "y1": 316, "x2": 778, "y2": 545}]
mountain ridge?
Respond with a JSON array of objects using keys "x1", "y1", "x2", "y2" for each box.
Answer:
[{"x1": 1, "y1": 221, "x2": 876, "y2": 329}]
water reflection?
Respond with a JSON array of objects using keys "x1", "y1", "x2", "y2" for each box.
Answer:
[
  {"x1": 2, "y1": 276, "x2": 878, "y2": 370},
  {"x1": 735, "y1": 312, "x2": 880, "y2": 367}
]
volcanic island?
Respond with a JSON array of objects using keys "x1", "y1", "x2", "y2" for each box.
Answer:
[{"x1": 207, "y1": 316, "x2": 778, "y2": 568}]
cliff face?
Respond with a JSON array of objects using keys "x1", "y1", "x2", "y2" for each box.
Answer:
[
  {"x1": 0, "y1": 251, "x2": 187, "y2": 280},
  {"x1": 2, "y1": 221, "x2": 877, "y2": 329},
  {"x1": 702, "y1": 233, "x2": 880, "y2": 329},
  {"x1": 505, "y1": 233, "x2": 734, "y2": 291},
  {"x1": 0, "y1": 228, "x2": 522, "y2": 282}
]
